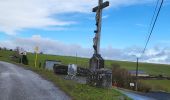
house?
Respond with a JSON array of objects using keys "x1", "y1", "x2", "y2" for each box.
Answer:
[{"x1": 129, "y1": 70, "x2": 149, "y2": 77}]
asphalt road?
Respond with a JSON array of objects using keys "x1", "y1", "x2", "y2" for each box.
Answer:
[
  {"x1": 118, "y1": 89, "x2": 155, "y2": 100},
  {"x1": 0, "y1": 61, "x2": 71, "y2": 100},
  {"x1": 117, "y1": 88, "x2": 170, "y2": 100}
]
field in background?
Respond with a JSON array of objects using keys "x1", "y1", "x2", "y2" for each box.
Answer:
[
  {"x1": 1, "y1": 50, "x2": 170, "y2": 93},
  {"x1": 1, "y1": 49, "x2": 170, "y2": 77},
  {"x1": 26, "y1": 52, "x2": 170, "y2": 77},
  {"x1": 141, "y1": 80, "x2": 170, "y2": 92}
]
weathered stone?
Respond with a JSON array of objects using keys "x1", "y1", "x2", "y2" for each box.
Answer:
[
  {"x1": 77, "y1": 67, "x2": 90, "y2": 76},
  {"x1": 53, "y1": 64, "x2": 68, "y2": 74},
  {"x1": 89, "y1": 54, "x2": 104, "y2": 71},
  {"x1": 65, "y1": 64, "x2": 77, "y2": 80},
  {"x1": 87, "y1": 69, "x2": 112, "y2": 88},
  {"x1": 53, "y1": 64, "x2": 90, "y2": 76}
]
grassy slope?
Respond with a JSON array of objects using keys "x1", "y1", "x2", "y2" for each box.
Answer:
[
  {"x1": 26, "y1": 52, "x2": 170, "y2": 77},
  {"x1": 1, "y1": 50, "x2": 170, "y2": 77},
  {"x1": 141, "y1": 80, "x2": 170, "y2": 92},
  {"x1": 106, "y1": 60, "x2": 170, "y2": 77},
  {"x1": 23, "y1": 65, "x2": 128, "y2": 100},
  {"x1": 1, "y1": 50, "x2": 170, "y2": 93},
  {"x1": 0, "y1": 50, "x2": 131, "y2": 100},
  {"x1": 26, "y1": 51, "x2": 170, "y2": 93}
]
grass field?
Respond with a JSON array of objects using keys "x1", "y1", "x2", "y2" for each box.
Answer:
[
  {"x1": 0, "y1": 50, "x2": 131, "y2": 100},
  {"x1": 1, "y1": 49, "x2": 170, "y2": 94},
  {"x1": 141, "y1": 80, "x2": 170, "y2": 92},
  {"x1": 1, "y1": 49, "x2": 170, "y2": 75},
  {"x1": 26, "y1": 52, "x2": 170, "y2": 77}
]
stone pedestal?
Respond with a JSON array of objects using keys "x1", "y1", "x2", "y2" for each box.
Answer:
[
  {"x1": 89, "y1": 54, "x2": 104, "y2": 71},
  {"x1": 87, "y1": 69, "x2": 112, "y2": 88},
  {"x1": 87, "y1": 54, "x2": 112, "y2": 88}
]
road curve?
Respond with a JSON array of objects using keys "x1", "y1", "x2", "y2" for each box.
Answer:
[
  {"x1": 0, "y1": 61, "x2": 71, "y2": 100},
  {"x1": 117, "y1": 89, "x2": 155, "y2": 100}
]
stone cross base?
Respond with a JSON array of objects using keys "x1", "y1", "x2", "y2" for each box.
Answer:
[
  {"x1": 89, "y1": 54, "x2": 104, "y2": 71},
  {"x1": 87, "y1": 68, "x2": 112, "y2": 88}
]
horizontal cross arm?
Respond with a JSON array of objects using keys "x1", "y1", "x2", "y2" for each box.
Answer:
[{"x1": 92, "y1": 1, "x2": 109, "y2": 12}]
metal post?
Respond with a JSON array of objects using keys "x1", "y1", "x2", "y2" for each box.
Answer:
[
  {"x1": 135, "y1": 58, "x2": 139, "y2": 91},
  {"x1": 35, "y1": 53, "x2": 38, "y2": 68}
]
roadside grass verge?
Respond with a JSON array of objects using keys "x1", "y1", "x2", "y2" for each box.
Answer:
[
  {"x1": 34, "y1": 68, "x2": 130, "y2": 100},
  {"x1": 2, "y1": 62, "x2": 131, "y2": 100},
  {"x1": 0, "y1": 50, "x2": 131, "y2": 100},
  {"x1": 1, "y1": 50, "x2": 170, "y2": 97}
]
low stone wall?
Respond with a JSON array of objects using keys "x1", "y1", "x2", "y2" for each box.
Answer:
[
  {"x1": 87, "y1": 68, "x2": 112, "y2": 88},
  {"x1": 53, "y1": 65, "x2": 112, "y2": 88},
  {"x1": 53, "y1": 64, "x2": 90, "y2": 76},
  {"x1": 77, "y1": 67, "x2": 90, "y2": 76},
  {"x1": 53, "y1": 64, "x2": 68, "y2": 74}
]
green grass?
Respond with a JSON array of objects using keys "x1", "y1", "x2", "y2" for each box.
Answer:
[
  {"x1": 2, "y1": 50, "x2": 170, "y2": 77},
  {"x1": 108, "y1": 60, "x2": 170, "y2": 77},
  {"x1": 141, "y1": 80, "x2": 170, "y2": 92},
  {"x1": 0, "y1": 50, "x2": 131, "y2": 100},
  {"x1": 25, "y1": 51, "x2": 170, "y2": 93},
  {"x1": 27, "y1": 52, "x2": 170, "y2": 77},
  {"x1": 0, "y1": 49, "x2": 14, "y2": 61},
  {"x1": 22, "y1": 65, "x2": 130, "y2": 100}
]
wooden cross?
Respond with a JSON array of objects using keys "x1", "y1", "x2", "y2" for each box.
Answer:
[{"x1": 92, "y1": 0, "x2": 109, "y2": 54}]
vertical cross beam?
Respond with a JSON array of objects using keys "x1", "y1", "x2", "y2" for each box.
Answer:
[{"x1": 92, "y1": 0, "x2": 109, "y2": 54}]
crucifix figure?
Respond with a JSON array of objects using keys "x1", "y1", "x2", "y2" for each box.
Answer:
[
  {"x1": 87, "y1": 0, "x2": 112, "y2": 88},
  {"x1": 89, "y1": 0, "x2": 109, "y2": 71},
  {"x1": 93, "y1": 0, "x2": 109, "y2": 54}
]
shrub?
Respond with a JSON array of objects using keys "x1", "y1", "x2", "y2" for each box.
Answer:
[
  {"x1": 11, "y1": 48, "x2": 20, "y2": 63},
  {"x1": 112, "y1": 63, "x2": 151, "y2": 92},
  {"x1": 137, "y1": 81, "x2": 151, "y2": 92},
  {"x1": 20, "y1": 55, "x2": 29, "y2": 65},
  {"x1": 112, "y1": 63, "x2": 134, "y2": 89}
]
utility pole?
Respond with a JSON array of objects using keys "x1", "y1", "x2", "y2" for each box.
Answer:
[
  {"x1": 76, "y1": 52, "x2": 77, "y2": 65},
  {"x1": 135, "y1": 57, "x2": 139, "y2": 91},
  {"x1": 21, "y1": 55, "x2": 23, "y2": 64}
]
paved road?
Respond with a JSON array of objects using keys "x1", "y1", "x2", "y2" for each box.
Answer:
[
  {"x1": 117, "y1": 89, "x2": 155, "y2": 100},
  {"x1": 0, "y1": 61, "x2": 71, "y2": 100},
  {"x1": 117, "y1": 88, "x2": 170, "y2": 100}
]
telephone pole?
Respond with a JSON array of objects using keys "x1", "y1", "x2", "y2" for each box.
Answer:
[{"x1": 135, "y1": 57, "x2": 139, "y2": 91}]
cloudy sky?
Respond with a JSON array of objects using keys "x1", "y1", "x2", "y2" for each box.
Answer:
[{"x1": 0, "y1": 0, "x2": 170, "y2": 64}]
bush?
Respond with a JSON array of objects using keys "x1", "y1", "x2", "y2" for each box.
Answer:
[
  {"x1": 11, "y1": 48, "x2": 20, "y2": 63},
  {"x1": 112, "y1": 63, "x2": 151, "y2": 92},
  {"x1": 137, "y1": 81, "x2": 151, "y2": 92},
  {"x1": 112, "y1": 63, "x2": 134, "y2": 89},
  {"x1": 20, "y1": 55, "x2": 29, "y2": 65}
]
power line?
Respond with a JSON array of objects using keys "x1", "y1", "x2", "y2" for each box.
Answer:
[
  {"x1": 140, "y1": 0, "x2": 164, "y2": 57},
  {"x1": 148, "y1": 0, "x2": 160, "y2": 33}
]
